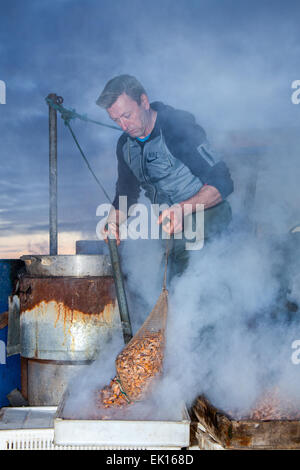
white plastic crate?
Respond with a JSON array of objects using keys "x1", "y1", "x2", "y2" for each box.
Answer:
[
  {"x1": 0, "y1": 428, "x2": 55, "y2": 450},
  {"x1": 0, "y1": 406, "x2": 106, "y2": 450},
  {"x1": 0, "y1": 407, "x2": 53, "y2": 450},
  {"x1": 0, "y1": 428, "x2": 125, "y2": 450}
]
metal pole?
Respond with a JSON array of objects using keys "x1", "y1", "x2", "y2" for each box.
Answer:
[
  {"x1": 48, "y1": 93, "x2": 58, "y2": 255},
  {"x1": 107, "y1": 237, "x2": 133, "y2": 344}
]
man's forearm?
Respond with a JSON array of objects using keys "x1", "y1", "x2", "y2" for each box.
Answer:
[{"x1": 178, "y1": 185, "x2": 222, "y2": 215}]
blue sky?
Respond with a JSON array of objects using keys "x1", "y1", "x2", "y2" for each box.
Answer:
[{"x1": 0, "y1": 0, "x2": 300, "y2": 257}]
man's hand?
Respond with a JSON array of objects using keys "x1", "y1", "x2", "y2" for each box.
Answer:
[
  {"x1": 102, "y1": 209, "x2": 127, "y2": 246},
  {"x1": 102, "y1": 221, "x2": 121, "y2": 246},
  {"x1": 157, "y1": 204, "x2": 184, "y2": 235},
  {"x1": 157, "y1": 185, "x2": 222, "y2": 236}
]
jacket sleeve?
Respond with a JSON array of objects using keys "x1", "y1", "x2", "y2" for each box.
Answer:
[
  {"x1": 196, "y1": 140, "x2": 234, "y2": 200},
  {"x1": 163, "y1": 110, "x2": 234, "y2": 201}
]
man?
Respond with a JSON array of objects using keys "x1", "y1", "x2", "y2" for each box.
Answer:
[{"x1": 96, "y1": 75, "x2": 233, "y2": 280}]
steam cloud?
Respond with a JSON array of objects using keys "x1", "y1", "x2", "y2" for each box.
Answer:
[{"x1": 63, "y1": 121, "x2": 300, "y2": 419}]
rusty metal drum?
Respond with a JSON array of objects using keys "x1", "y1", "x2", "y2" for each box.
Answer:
[{"x1": 19, "y1": 256, "x2": 123, "y2": 361}]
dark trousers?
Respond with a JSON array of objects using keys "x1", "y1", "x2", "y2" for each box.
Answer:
[{"x1": 160, "y1": 201, "x2": 232, "y2": 284}]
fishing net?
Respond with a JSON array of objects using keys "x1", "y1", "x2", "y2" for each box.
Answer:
[
  {"x1": 94, "y1": 240, "x2": 170, "y2": 413},
  {"x1": 115, "y1": 287, "x2": 168, "y2": 402},
  {"x1": 115, "y1": 239, "x2": 170, "y2": 402}
]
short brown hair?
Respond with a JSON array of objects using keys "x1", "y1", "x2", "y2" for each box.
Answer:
[{"x1": 96, "y1": 74, "x2": 147, "y2": 109}]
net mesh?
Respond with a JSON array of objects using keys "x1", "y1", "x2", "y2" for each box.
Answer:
[
  {"x1": 95, "y1": 240, "x2": 170, "y2": 412},
  {"x1": 115, "y1": 287, "x2": 168, "y2": 401}
]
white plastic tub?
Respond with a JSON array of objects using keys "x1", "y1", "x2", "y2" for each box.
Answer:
[{"x1": 54, "y1": 400, "x2": 190, "y2": 449}]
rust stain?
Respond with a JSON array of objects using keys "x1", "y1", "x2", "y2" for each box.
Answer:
[
  {"x1": 21, "y1": 298, "x2": 119, "y2": 357},
  {"x1": 19, "y1": 276, "x2": 120, "y2": 356},
  {"x1": 234, "y1": 436, "x2": 252, "y2": 447},
  {"x1": 20, "y1": 276, "x2": 120, "y2": 358},
  {"x1": 23, "y1": 299, "x2": 116, "y2": 330},
  {"x1": 19, "y1": 276, "x2": 117, "y2": 315}
]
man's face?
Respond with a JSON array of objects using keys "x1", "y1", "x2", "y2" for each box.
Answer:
[{"x1": 107, "y1": 92, "x2": 150, "y2": 138}]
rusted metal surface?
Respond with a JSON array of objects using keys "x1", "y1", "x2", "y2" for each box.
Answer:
[
  {"x1": 19, "y1": 276, "x2": 123, "y2": 361},
  {"x1": 0, "y1": 311, "x2": 8, "y2": 329},
  {"x1": 19, "y1": 276, "x2": 115, "y2": 314}
]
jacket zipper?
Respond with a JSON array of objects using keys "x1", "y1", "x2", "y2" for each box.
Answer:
[{"x1": 141, "y1": 144, "x2": 157, "y2": 203}]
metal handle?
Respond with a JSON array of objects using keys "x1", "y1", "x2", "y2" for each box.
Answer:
[
  {"x1": 107, "y1": 236, "x2": 132, "y2": 344},
  {"x1": 162, "y1": 216, "x2": 170, "y2": 226}
]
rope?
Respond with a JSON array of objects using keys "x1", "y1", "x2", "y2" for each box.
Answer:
[
  {"x1": 115, "y1": 378, "x2": 132, "y2": 404},
  {"x1": 64, "y1": 121, "x2": 113, "y2": 204},
  {"x1": 46, "y1": 95, "x2": 115, "y2": 204},
  {"x1": 163, "y1": 238, "x2": 170, "y2": 291},
  {"x1": 45, "y1": 96, "x2": 121, "y2": 131},
  {"x1": 46, "y1": 96, "x2": 137, "y2": 240}
]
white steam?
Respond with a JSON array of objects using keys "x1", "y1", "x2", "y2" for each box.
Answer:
[{"x1": 57, "y1": 1, "x2": 300, "y2": 419}]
